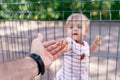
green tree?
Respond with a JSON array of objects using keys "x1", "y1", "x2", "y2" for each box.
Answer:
[{"x1": 0, "y1": 0, "x2": 119, "y2": 20}]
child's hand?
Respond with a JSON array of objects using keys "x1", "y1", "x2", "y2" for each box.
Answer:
[
  {"x1": 57, "y1": 38, "x2": 68, "y2": 46},
  {"x1": 56, "y1": 38, "x2": 70, "y2": 52},
  {"x1": 90, "y1": 35, "x2": 101, "y2": 54},
  {"x1": 94, "y1": 35, "x2": 101, "y2": 46}
]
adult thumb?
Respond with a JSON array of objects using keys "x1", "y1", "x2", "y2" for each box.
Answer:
[{"x1": 37, "y1": 33, "x2": 43, "y2": 42}]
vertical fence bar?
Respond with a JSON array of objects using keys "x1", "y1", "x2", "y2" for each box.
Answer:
[
  {"x1": 62, "y1": 1, "x2": 65, "y2": 80},
  {"x1": 0, "y1": 20, "x2": 5, "y2": 63},
  {"x1": 89, "y1": 0, "x2": 92, "y2": 79},
  {"x1": 115, "y1": 21, "x2": 120, "y2": 80},
  {"x1": 44, "y1": 1, "x2": 48, "y2": 80},
  {"x1": 53, "y1": 1, "x2": 56, "y2": 80}
]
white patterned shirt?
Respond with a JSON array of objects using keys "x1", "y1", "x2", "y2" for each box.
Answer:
[{"x1": 54, "y1": 37, "x2": 90, "y2": 80}]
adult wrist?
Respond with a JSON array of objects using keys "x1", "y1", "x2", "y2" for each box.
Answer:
[{"x1": 29, "y1": 53, "x2": 45, "y2": 75}]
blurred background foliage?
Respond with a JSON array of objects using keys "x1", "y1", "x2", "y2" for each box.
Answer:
[{"x1": 0, "y1": 0, "x2": 120, "y2": 20}]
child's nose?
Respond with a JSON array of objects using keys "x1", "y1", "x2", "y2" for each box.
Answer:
[{"x1": 73, "y1": 26, "x2": 78, "y2": 30}]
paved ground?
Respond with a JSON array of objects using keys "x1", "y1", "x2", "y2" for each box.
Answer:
[{"x1": 0, "y1": 21, "x2": 120, "y2": 80}]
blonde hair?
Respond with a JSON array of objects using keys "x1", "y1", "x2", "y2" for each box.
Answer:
[{"x1": 66, "y1": 13, "x2": 90, "y2": 28}]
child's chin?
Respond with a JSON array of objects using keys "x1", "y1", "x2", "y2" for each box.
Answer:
[{"x1": 73, "y1": 37, "x2": 79, "y2": 40}]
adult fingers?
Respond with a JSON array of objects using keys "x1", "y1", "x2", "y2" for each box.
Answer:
[
  {"x1": 42, "y1": 40, "x2": 56, "y2": 48},
  {"x1": 50, "y1": 42, "x2": 67, "y2": 55},
  {"x1": 53, "y1": 44, "x2": 67, "y2": 60},
  {"x1": 49, "y1": 45, "x2": 62, "y2": 55},
  {"x1": 50, "y1": 39, "x2": 68, "y2": 55},
  {"x1": 46, "y1": 43, "x2": 58, "y2": 51}
]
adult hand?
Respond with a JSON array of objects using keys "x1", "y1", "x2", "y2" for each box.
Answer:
[{"x1": 31, "y1": 33, "x2": 68, "y2": 69}]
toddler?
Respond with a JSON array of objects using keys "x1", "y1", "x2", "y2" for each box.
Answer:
[{"x1": 54, "y1": 13, "x2": 100, "y2": 80}]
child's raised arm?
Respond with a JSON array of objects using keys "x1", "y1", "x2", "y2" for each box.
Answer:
[{"x1": 90, "y1": 35, "x2": 101, "y2": 54}]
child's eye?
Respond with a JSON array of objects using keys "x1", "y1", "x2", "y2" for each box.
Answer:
[{"x1": 69, "y1": 26, "x2": 73, "y2": 29}]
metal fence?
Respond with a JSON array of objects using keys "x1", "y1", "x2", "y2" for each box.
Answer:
[{"x1": 0, "y1": 0, "x2": 120, "y2": 80}]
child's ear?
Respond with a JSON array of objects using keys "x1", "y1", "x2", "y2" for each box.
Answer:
[{"x1": 85, "y1": 27, "x2": 89, "y2": 33}]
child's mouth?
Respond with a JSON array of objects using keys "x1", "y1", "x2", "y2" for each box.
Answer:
[{"x1": 73, "y1": 33, "x2": 78, "y2": 35}]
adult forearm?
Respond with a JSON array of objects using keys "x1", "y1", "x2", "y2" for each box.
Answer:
[{"x1": 0, "y1": 57, "x2": 38, "y2": 80}]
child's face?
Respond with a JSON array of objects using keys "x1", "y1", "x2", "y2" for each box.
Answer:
[{"x1": 66, "y1": 21, "x2": 88, "y2": 42}]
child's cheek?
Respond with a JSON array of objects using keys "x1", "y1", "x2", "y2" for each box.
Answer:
[{"x1": 65, "y1": 28, "x2": 67, "y2": 33}]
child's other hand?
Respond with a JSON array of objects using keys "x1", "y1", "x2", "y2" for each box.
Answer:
[
  {"x1": 90, "y1": 35, "x2": 101, "y2": 54},
  {"x1": 94, "y1": 35, "x2": 101, "y2": 46},
  {"x1": 93, "y1": 35, "x2": 101, "y2": 46}
]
